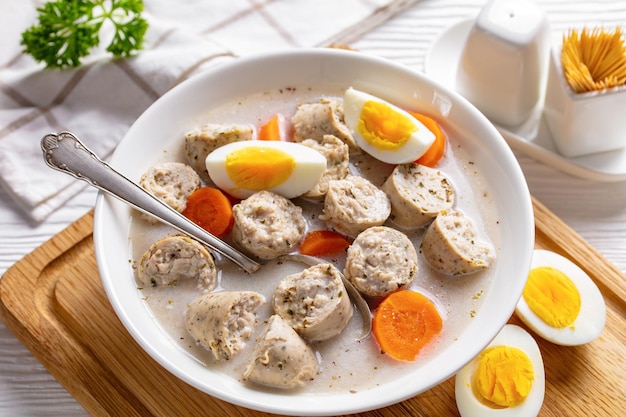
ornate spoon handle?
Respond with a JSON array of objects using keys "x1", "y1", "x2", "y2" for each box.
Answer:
[{"x1": 41, "y1": 131, "x2": 261, "y2": 274}]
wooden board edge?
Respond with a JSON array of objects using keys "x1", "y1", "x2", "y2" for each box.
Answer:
[
  {"x1": 0, "y1": 210, "x2": 113, "y2": 416},
  {"x1": 0, "y1": 210, "x2": 95, "y2": 319}
]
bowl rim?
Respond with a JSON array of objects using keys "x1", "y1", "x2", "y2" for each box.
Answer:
[{"x1": 93, "y1": 48, "x2": 535, "y2": 416}]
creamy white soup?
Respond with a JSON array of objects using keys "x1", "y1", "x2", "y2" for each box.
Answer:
[{"x1": 128, "y1": 85, "x2": 500, "y2": 394}]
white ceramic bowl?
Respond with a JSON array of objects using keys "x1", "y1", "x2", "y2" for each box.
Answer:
[{"x1": 94, "y1": 49, "x2": 534, "y2": 416}]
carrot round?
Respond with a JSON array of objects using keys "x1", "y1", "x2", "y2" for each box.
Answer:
[
  {"x1": 258, "y1": 114, "x2": 283, "y2": 141},
  {"x1": 372, "y1": 290, "x2": 443, "y2": 361},
  {"x1": 410, "y1": 112, "x2": 447, "y2": 167},
  {"x1": 182, "y1": 187, "x2": 234, "y2": 238},
  {"x1": 299, "y1": 230, "x2": 351, "y2": 257}
]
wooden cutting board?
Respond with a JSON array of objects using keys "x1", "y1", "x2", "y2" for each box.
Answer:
[{"x1": 1, "y1": 197, "x2": 624, "y2": 417}]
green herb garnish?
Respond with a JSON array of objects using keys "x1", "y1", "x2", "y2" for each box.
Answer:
[{"x1": 21, "y1": 0, "x2": 148, "y2": 69}]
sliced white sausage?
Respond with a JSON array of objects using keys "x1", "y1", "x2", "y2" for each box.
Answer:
[
  {"x1": 184, "y1": 123, "x2": 253, "y2": 180},
  {"x1": 300, "y1": 135, "x2": 350, "y2": 200},
  {"x1": 344, "y1": 226, "x2": 418, "y2": 297},
  {"x1": 139, "y1": 162, "x2": 200, "y2": 213},
  {"x1": 382, "y1": 163, "x2": 455, "y2": 229},
  {"x1": 420, "y1": 209, "x2": 495, "y2": 275},
  {"x1": 273, "y1": 263, "x2": 353, "y2": 341},
  {"x1": 321, "y1": 175, "x2": 391, "y2": 238},
  {"x1": 231, "y1": 190, "x2": 306, "y2": 259},
  {"x1": 138, "y1": 235, "x2": 217, "y2": 291},
  {"x1": 185, "y1": 291, "x2": 264, "y2": 360},
  {"x1": 242, "y1": 314, "x2": 318, "y2": 389},
  {"x1": 291, "y1": 98, "x2": 359, "y2": 151}
]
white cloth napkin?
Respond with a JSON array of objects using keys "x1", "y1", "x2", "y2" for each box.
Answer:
[{"x1": 0, "y1": 0, "x2": 416, "y2": 222}]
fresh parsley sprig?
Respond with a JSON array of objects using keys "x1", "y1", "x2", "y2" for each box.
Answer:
[{"x1": 21, "y1": 0, "x2": 148, "y2": 69}]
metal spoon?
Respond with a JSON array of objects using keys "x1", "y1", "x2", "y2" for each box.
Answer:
[
  {"x1": 41, "y1": 131, "x2": 261, "y2": 274},
  {"x1": 41, "y1": 131, "x2": 372, "y2": 338}
]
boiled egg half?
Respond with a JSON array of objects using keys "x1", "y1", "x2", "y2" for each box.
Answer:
[
  {"x1": 455, "y1": 324, "x2": 545, "y2": 417},
  {"x1": 206, "y1": 140, "x2": 326, "y2": 199},
  {"x1": 343, "y1": 87, "x2": 435, "y2": 164},
  {"x1": 515, "y1": 249, "x2": 606, "y2": 346}
]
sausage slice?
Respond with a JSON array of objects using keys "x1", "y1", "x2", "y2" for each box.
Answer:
[
  {"x1": 300, "y1": 135, "x2": 350, "y2": 200},
  {"x1": 242, "y1": 314, "x2": 318, "y2": 389},
  {"x1": 138, "y1": 235, "x2": 217, "y2": 291},
  {"x1": 321, "y1": 175, "x2": 391, "y2": 238},
  {"x1": 184, "y1": 123, "x2": 253, "y2": 180},
  {"x1": 291, "y1": 98, "x2": 359, "y2": 151},
  {"x1": 231, "y1": 190, "x2": 306, "y2": 259},
  {"x1": 420, "y1": 210, "x2": 495, "y2": 275},
  {"x1": 344, "y1": 226, "x2": 418, "y2": 297},
  {"x1": 382, "y1": 163, "x2": 455, "y2": 229},
  {"x1": 185, "y1": 291, "x2": 264, "y2": 360},
  {"x1": 273, "y1": 263, "x2": 353, "y2": 341},
  {"x1": 139, "y1": 162, "x2": 200, "y2": 213}
]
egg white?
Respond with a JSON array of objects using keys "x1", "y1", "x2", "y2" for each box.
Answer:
[
  {"x1": 455, "y1": 324, "x2": 545, "y2": 417},
  {"x1": 343, "y1": 87, "x2": 435, "y2": 164},
  {"x1": 515, "y1": 249, "x2": 606, "y2": 346},
  {"x1": 205, "y1": 140, "x2": 326, "y2": 199}
]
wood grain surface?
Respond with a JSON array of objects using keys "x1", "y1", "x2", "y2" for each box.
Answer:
[{"x1": 1, "y1": 197, "x2": 624, "y2": 417}]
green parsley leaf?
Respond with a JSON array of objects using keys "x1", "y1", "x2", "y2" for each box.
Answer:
[{"x1": 21, "y1": 0, "x2": 148, "y2": 69}]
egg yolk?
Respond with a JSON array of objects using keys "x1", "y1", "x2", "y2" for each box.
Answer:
[
  {"x1": 225, "y1": 146, "x2": 294, "y2": 190},
  {"x1": 357, "y1": 100, "x2": 417, "y2": 151},
  {"x1": 473, "y1": 346, "x2": 534, "y2": 408},
  {"x1": 523, "y1": 266, "x2": 581, "y2": 328}
]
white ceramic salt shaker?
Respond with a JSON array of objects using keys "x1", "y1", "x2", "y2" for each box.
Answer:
[{"x1": 456, "y1": 0, "x2": 551, "y2": 127}]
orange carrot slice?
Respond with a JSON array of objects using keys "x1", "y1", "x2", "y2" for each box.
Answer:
[
  {"x1": 182, "y1": 187, "x2": 234, "y2": 238},
  {"x1": 410, "y1": 112, "x2": 447, "y2": 167},
  {"x1": 258, "y1": 114, "x2": 284, "y2": 141},
  {"x1": 373, "y1": 290, "x2": 443, "y2": 361},
  {"x1": 299, "y1": 230, "x2": 351, "y2": 257}
]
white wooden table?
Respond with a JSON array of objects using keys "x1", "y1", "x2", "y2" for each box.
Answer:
[{"x1": 1, "y1": 1, "x2": 625, "y2": 415}]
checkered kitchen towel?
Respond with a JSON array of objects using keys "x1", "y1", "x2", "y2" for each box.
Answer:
[{"x1": 0, "y1": 0, "x2": 418, "y2": 222}]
